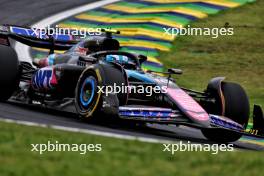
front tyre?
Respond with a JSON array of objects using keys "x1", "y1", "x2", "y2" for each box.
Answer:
[{"x1": 201, "y1": 82, "x2": 250, "y2": 142}]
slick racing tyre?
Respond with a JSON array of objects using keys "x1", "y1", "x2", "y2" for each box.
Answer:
[
  {"x1": 201, "y1": 82, "x2": 250, "y2": 142},
  {"x1": 75, "y1": 71, "x2": 101, "y2": 118},
  {"x1": 75, "y1": 63, "x2": 128, "y2": 119},
  {"x1": 0, "y1": 45, "x2": 20, "y2": 101}
]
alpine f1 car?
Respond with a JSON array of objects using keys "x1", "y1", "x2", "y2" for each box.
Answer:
[{"x1": 0, "y1": 24, "x2": 263, "y2": 142}]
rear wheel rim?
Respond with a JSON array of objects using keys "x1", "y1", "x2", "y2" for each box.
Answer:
[{"x1": 79, "y1": 77, "x2": 95, "y2": 108}]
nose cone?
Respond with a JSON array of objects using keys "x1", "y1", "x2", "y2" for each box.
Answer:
[{"x1": 166, "y1": 87, "x2": 210, "y2": 128}]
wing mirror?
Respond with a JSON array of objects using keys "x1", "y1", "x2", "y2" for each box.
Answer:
[
  {"x1": 168, "y1": 68, "x2": 183, "y2": 75},
  {"x1": 138, "y1": 54, "x2": 147, "y2": 65}
]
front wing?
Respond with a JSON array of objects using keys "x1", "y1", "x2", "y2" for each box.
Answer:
[{"x1": 118, "y1": 105, "x2": 264, "y2": 139}]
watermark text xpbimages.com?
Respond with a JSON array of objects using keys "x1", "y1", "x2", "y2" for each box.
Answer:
[
  {"x1": 163, "y1": 25, "x2": 234, "y2": 38},
  {"x1": 31, "y1": 141, "x2": 102, "y2": 154},
  {"x1": 163, "y1": 141, "x2": 234, "y2": 155}
]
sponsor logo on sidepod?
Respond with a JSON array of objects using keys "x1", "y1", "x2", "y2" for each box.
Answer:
[{"x1": 32, "y1": 67, "x2": 57, "y2": 90}]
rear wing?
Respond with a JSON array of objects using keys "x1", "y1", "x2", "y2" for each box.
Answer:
[{"x1": 0, "y1": 24, "x2": 81, "y2": 52}]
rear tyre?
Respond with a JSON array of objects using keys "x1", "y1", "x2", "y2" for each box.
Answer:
[
  {"x1": 75, "y1": 69, "x2": 102, "y2": 118},
  {"x1": 0, "y1": 45, "x2": 19, "y2": 101},
  {"x1": 100, "y1": 63, "x2": 128, "y2": 106},
  {"x1": 201, "y1": 82, "x2": 250, "y2": 142}
]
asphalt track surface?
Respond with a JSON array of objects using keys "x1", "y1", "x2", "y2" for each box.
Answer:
[
  {"x1": 0, "y1": 0, "x2": 263, "y2": 150},
  {"x1": 0, "y1": 0, "x2": 94, "y2": 26}
]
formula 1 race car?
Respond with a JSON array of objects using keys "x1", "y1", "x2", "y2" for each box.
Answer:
[{"x1": 0, "y1": 24, "x2": 263, "y2": 142}]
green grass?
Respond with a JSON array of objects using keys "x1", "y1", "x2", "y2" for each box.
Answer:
[
  {"x1": 160, "y1": 0, "x2": 264, "y2": 108},
  {"x1": 0, "y1": 121, "x2": 264, "y2": 176}
]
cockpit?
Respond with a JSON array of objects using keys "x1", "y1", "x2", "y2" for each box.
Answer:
[{"x1": 68, "y1": 36, "x2": 120, "y2": 55}]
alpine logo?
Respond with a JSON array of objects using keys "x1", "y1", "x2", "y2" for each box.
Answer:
[{"x1": 32, "y1": 67, "x2": 57, "y2": 90}]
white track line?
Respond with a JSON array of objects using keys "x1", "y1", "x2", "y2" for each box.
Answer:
[
  {"x1": 0, "y1": 118, "x2": 171, "y2": 144},
  {"x1": 14, "y1": 0, "x2": 120, "y2": 62}
]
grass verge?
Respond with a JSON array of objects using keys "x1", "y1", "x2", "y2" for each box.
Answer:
[{"x1": 0, "y1": 121, "x2": 264, "y2": 176}]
